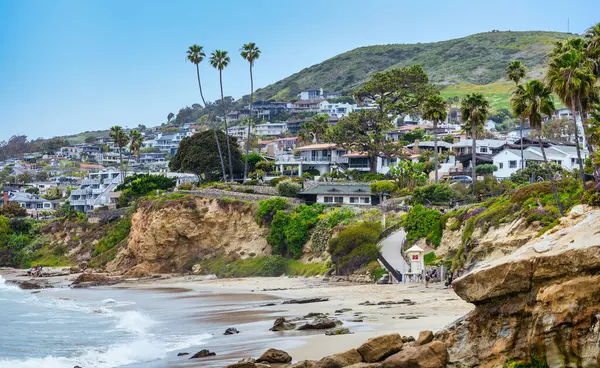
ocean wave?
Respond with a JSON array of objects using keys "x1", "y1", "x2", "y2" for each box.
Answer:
[
  {"x1": 0, "y1": 275, "x2": 22, "y2": 292},
  {"x1": 115, "y1": 310, "x2": 157, "y2": 335},
  {"x1": 0, "y1": 333, "x2": 213, "y2": 368}
]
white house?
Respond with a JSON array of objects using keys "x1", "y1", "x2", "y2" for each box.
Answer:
[
  {"x1": 493, "y1": 145, "x2": 589, "y2": 179},
  {"x1": 275, "y1": 143, "x2": 347, "y2": 176},
  {"x1": 318, "y1": 101, "x2": 356, "y2": 118},
  {"x1": 68, "y1": 170, "x2": 123, "y2": 213},
  {"x1": 227, "y1": 125, "x2": 249, "y2": 140},
  {"x1": 507, "y1": 127, "x2": 532, "y2": 139},
  {"x1": 254, "y1": 122, "x2": 287, "y2": 137},
  {"x1": 298, "y1": 184, "x2": 379, "y2": 206},
  {"x1": 451, "y1": 139, "x2": 509, "y2": 156}
]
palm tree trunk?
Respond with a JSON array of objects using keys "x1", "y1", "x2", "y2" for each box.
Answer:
[
  {"x1": 434, "y1": 120, "x2": 439, "y2": 184},
  {"x1": 243, "y1": 64, "x2": 254, "y2": 182},
  {"x1": 213, "y1": 127, "x2": 227, "y2": 180},
  {"x1": 220, "y1": 70, "x2": 234, "y2": 182},
  {"x1": 119, "y1": 146, "x2": 124, "y2": 181},
  {"x1": 370, "y1": 155, "x2": 377, "y2": 174},
  {"x1": 520, "y1": 118, "x2": 525, "y2": 170},
  {"x1": 196, "y1": 65, "x2": 207, "y2": 106},
  {"x1": 471, "y1": 124, "x2": 476, "y2": 196},
  {"x1": 572, "y1": 100, "x2": 587, "y2": 190},
  {"x1": 538, "y1": 136, "x2": 564, "y2": 216}
]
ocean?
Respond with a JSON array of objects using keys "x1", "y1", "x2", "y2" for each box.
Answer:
[{"x1": 0, "y1": 275, "x2": 287, "y2": 368}]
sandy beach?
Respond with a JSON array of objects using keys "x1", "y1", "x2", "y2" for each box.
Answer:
[
  {"x1": 1, "y1": 271, "x2": 473, "y2": 367},
  {"x1": 117, "y1": 275, "x2": 473, "y2": 366}
]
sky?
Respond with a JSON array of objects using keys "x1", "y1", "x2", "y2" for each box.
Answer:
[{"x1": 1, "y1": 0, "x2": 599, "y2": 141}]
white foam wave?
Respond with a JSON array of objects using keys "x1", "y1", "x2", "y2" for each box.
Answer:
[
  {"x1": 115, "y1": 310, "x2": 157, "y2": 335},
  {"x1": 0, "y1": 275, "x2": 21, "y2": 292},
  {"x1": 0, "y1": 333, "x2": 213, "y2": 368}
]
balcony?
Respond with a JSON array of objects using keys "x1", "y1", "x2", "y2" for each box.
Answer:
[
  {"x1": 70, "y1": 199, "x2": 86, "y2": 206},
  {"x1": 82, "y1": 179, "x2": 101, "y2": 185}
]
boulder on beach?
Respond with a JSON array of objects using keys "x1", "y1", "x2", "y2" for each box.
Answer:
[
  {"x1": 269, "y1": 317, "x2": 296, "y2": 331},
  {"x1": 71, "y1": 273, "x2": 119, "y2": 288},
  {"x1": 416, "y1": 330, "x2": 433, "y2": 346},
  {"x1": 226, "y1": 363, "x2": 256, "y2": 368},
  {"x1": 382, "y1": 341, "x2": 447, "y2": 368},
  {"x1": 282, "y1": 297, "x2": 329, "y2": 304},
  {"x1": 257, "y1": 348, "x2": 292, "y2": 364},
  {"x1": 297, "y1": 317, "x2": 341, "y2": 330},
  {"x1": 357, "y1": 333, "x2": 403, "y2": 363},
  {"x1": 224, "y1": 327, "x2": 240, "y2": 335},
  {"x1": 7, "y1": 279, "x2": 53, "y2": 290},
  {"x1": 325, "y1": 327, "x2": 351, "y2": 336},
  {"x1": 189, "y1": 349, "x2": 216, "y2": 359},
  {"x1": 290, "y1": 360, "x2": 317, "y2": 367},
  {"x1": 316, "y1": 348, "x2": 363, "y2": 368},
  {"x1": 177, "y1": 352, "x2": 189, "y2": 356}
]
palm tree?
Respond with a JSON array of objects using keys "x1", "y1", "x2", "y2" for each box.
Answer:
[
  {"x1": 547, "y1": 43, "x2": 596, "y2": 190},
  {"x1": 210, "y1": 50, "x2": 234, "y2": 181},
  {"x1": 109, "y1": 126, "x2": 129, "y2": 180},
  {"x1": 422, "y1": 94, "x2": 448, "y2": 184},
  {"x1": 187, "y1": 44, "x2": 226, "y2": 180},
  {"x1": 129, "y1": 130, "x2": 144, "y2": 163},
  {"x1": 460, "y1": 93, "x2": 490, "y2": 195},
  {"x1": 506, "y1": 60, "x2": 527, "y2": 170},
  {"x1": 511, "y1": 80, "x2": 564, "y2": 216},
  {"x1": 167, "y1": 112, "x2": 175, "y2": 123},
  {"x1": 585, "y1": 22, "x2": 600, "y2": 77},
  {"x1": 240, "y1": 43, "x2": 261, "y2": 182},
  {"x1": 311, "y1": 114, "x2": 330, "y2": 143}
]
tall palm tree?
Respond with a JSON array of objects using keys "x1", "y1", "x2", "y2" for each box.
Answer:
[
  {"x1": 129, "y1": 130, "x2": 144, "y2": 163},
  {"x1": 109, "y1": 126, "x2": 129, "y2": 180},
  {"x1": 506, "y1": 60, "x2": 527, "y2": 170},
  {"x1": 547, "y1": 43, "x2": 596, "y2": 190},
  {"x1": 240, "y1": 43, "x2": 261, "y2": 182},
  {"x1": 187, "y1": 45, "x2": 226, "y2": 180},
  {"x1": 460, "y1": 93, "x2": 490, "y2": 195},
  {"x1": 422, "y1": 94, "x2": 448, "y2": 184},
  {"x1": 210, "y1": 50, "x2": 234, "y2": 181},
  {"x1": 585, "y1": 22, "x2": 600, "y2": 77},
  {"x1": 511, "y1": 80, "x2": 564, "y2": 216}
]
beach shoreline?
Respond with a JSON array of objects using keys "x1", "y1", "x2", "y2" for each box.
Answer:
[{"x1": 1, "y1": 270, "x2": 473, "y2": 367}]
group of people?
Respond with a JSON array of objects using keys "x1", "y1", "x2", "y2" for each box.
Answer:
[{"x1": 27, "y1": 266, "x2": 44, "y2": 277}]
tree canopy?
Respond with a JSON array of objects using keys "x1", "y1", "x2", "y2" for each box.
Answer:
[{"x1": 169, "y1": 130, "x2": 243, "y2": 182}]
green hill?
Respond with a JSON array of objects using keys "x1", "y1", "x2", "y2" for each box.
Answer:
[{"x1": 254, "y1": 31, "x2": 574, "y2": 108}]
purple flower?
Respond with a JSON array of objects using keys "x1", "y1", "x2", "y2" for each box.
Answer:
[{"x1": 464, "y1": 207, "x2": 486, "y2": 221}]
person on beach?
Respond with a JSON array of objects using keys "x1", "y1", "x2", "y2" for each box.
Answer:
[
  {"x1": 425, "y1": 271, "x2": 430, "y2": 288},
  {"x1": 446, "y1": 272, "x2": 453, "y2": 288}
]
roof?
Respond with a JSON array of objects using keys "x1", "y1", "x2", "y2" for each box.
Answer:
[
  {"x1": 497, "y1": 148, "x2": 543, "y2": 161},
  {"x1": 296, "y1": 143, "x2": 337, "y2": 151},
  {"x1": 452, "y1": 139, "x2": 510, "y2": 148},
  {"x1": 293, "y1": 99, "x2": 326, "y2": 105},
  {"x1": 80, "y1": 164, "x2": 105, "y2": 169},
  {"x1": 397, "y1": 125, "x2": 419, "y2": 131},
  {"x1": 406, "y1": 141, "x2": 452, "y2": 149},
  {"x1": 300, "y1": 184, "x2": 372, "y2": 196},
  {"x1": 343, "y1": 152, "x2": 368, "y2": 157},
  {"x1": 406, "y1": 245, "x2": 424, "y2": 253}
]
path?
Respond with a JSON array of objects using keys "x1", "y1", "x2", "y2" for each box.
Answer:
[{"x1": 378, "y1": 229, "x2": 409, "y2": 277}]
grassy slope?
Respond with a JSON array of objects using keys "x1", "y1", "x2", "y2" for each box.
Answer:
[{"x1": 254, "y1": 31, "x2": 573, "y2": 107}]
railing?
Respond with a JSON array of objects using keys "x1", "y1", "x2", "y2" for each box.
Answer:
[{"x1": 377, "y1": 253, "x2": 403, "y2": 282}]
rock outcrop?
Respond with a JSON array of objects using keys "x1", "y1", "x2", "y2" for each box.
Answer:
[
  {"x1": 437, "y1": 207, "x2": 600, "y2": 367},
  {"x1": 107, "y1": 197, "x2": 270, "y2": 276}
]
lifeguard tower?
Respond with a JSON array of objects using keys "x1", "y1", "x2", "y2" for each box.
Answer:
[{"x1": 405, "y1": 245, "x2": 425, "y2": 276}]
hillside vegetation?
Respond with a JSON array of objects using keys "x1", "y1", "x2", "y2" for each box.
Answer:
[{"x1": 254, "y1": 31, "x2": 573, "y2": 102}]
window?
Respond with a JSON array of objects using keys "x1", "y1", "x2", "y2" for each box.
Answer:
[
  {"x1": 334, "y1": 197, "x2": 343, "y2": 203},
  {"x1": 480, "y1": 147, "x2": 488, "y2": 153},
  {"x1": 499, "y1": 162, "x2": 503, "y2": 169},
  {"x1": 509, "y1": 161, "x2": 517, "y2": 168},
  {"x1": 36, "y1": 203, "x2": 43, "y2": 209},
  {"x1": 324, "y1": 197, "x2": 333, "y2": 203},
  {"x1": 361, "y1": 197, "x2": 370, "y2": 204},
  {"x1": 349, "y1": 197, "x2": 359, "y2": 204}
]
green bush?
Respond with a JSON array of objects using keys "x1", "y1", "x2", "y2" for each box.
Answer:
[
  {"x1": 266, "y1": 204, "x2": 325, "y2": 259},
  {"x1": 423, "y1": 251, "x2": 437, "y2": 265},
  {"x1": 277, "y1": 181, "x2": 302, "y2": 197},
  {"x1": 115, "y1": 174, "x2": 177, "y2": 207},
  {"x1": 582, "y1": 187, "x2": 600, "y2": 206},
  {"x1": 410, "y1": 183, "x2": 458, "y2": 205},
  {"x1": 270, "y1": 176, "x2": 289, "y2": 187},
  {"x1": 92, "y1": 216, "x2": 131, "y2": 256},
  {"x1": 194, "y1": 255, "x2": 330, "y2": 278},
  {"x1": 256, "y1": 197, "x2": 288, "y2": 225},
  {"x1": 328, "y1": 221, "x2": 381, "y2": 274},
  {"x1": 475, "y1": 164, "x2": 498, "y2": 175},
  {"x1": 243, "y1": 179, "x2": 258, "y2": 186},
  {"x1": 370, "y1": 180, "x2": 396, "y2": 198},
  {"x1": 403, "y1": 205, "x2": 441, "y2": 244},
  {"x1": 178, "y1": 182, "x2": 193, "y2": 190},
  {"x1": 509, "y1": 162, "x2": 565, "y2": 185}
]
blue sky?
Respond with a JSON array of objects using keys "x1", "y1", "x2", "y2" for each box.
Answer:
[{"x1": 1, "y1": 0, "x2": 599, "y2": 141}]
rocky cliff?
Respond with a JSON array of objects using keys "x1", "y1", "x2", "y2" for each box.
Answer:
[
  {"x1": 437, "y1": 206, "x2": 600, "y2": 367},
  {"x1": 107, "y1": 197, "x2": 270, "y2": 277}
]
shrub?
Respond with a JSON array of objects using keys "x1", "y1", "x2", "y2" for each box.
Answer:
[
  {"x1": 178, "y1": 182, "x2": 193, "y2": 190},
  {"x1": 266, "y1": 204, "x2": 325, "y2": 259},
  {"x1": 0, "y1": 202, "x2": 27, "y2": 218},
  {"x1": 256, "y1": 197, "x2": 288, "y2": 225},
  {"x1": 410, "y1": 183, "x2": 458, "y2": 205},
  {"x1": 403, "y1": 205, "x2": 441, "y2": 244},
  {"x1": 116, "y1": 174, "x2": 177, "y2": 207},
  {"x1": 370, "y1": 180, "x2": 396, "y2": 199},
  {"x1": 270, "y1": 176, "x2": 289, "y2": 187},
  {"x1": 475, "y1": 164, "x2": 498, "y2": 175},
  {"x1": 509, "y1": 162, "x2": 564, "y2": 185},
  {"x1": 243, "y1": 179, "x2": 258, "y2": 186},
  {"x1": 328, "y1": 222, "x2": 381, "y2": 274},
  {"x1": 582, "y1": 187, "x2": 600, "y2": 206},
  {"x1": 277, "y1": 181, "x2": 301, "y2": 197},
  {"x1": 194, "y1": 255, "x2": 330, "y2": 278},
  {"x1": 92, "y1": 216, "x2": 131, "y2": 256},
  {"x1": 423, "y1": 251, "x2": 437, "y2": 265}
]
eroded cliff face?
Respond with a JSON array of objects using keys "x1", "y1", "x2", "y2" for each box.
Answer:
[
  {"x1": 107, "y1": 197, "x2": 270, "y2": 277},
  {"x1": 436, "y1": 206, "x2": 600, "y2": 367}
]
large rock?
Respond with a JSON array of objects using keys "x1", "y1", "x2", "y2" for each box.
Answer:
[
  {"x1": 283, "y1": 297, "x2": 329, "y2": 304},
  {"x1": 270, "y1": 317, "x2": 296, "y2": 331},
  {"x1": 226, "y1": 363, "x2": 256, "y2": 368},
  {"x1": 189, "y1": 349, "x2": 216, "y2": 359},
  {"x1": 257, "y1": 348, "x2": 292, "y2": 364},
  {"x1": 436, "y1": 208, "x2": 600, "y2": 367},
  {"x1": 357, "y1": 333, "x2": 403, "y2": 363},
  {"x1": 291, "y1": 361, "x2": 317, "y2": 368},
  {"x1": 7, "y1": 279, "x2": 53, "y2": 290},
  {"x1": 416, "y1": 330, "x2": 433, "y2": 346},
  {"x1": 71, "y1": 273, "x2": 119, "y2": 288},
  {"x1": 297, "y1": 317, "x2": 341, "y2": 330},
  {"x1": 316, "y1": 349, "x2": 363, "y2": 368},
  {"x1": 382, "y1": 341, "x2": 447, "y2": 368}
]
